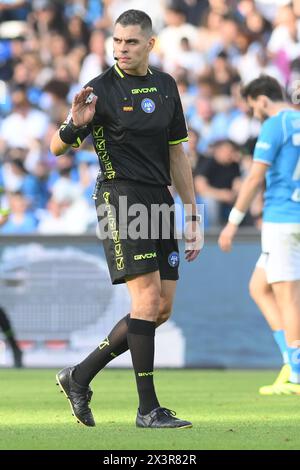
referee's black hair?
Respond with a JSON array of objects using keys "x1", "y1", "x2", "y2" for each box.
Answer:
[
  {"x1": 115, "y1": 9, "x2": 153, "y2": 37},
  {"x1": 241, "y1": 75, "x2": 284, "y2": 102}
]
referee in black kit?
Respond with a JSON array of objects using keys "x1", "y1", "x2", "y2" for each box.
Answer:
[{"x1": 50, "y1": 10, "x2": 201, "y2": 429}]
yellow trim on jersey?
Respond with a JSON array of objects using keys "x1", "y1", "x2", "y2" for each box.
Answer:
[
  {"x1": 169, "y1": 137, "x2": 189, "y2": 145},
  {"x1": 114, "y1": 63, "x2": 125, "y2": 78},
  {"x1": 71, "y1": 136, "x2": 82, "y2": 148},
  {"x1": 115, "y1": 63, "x2": 153, "y2": 78}
]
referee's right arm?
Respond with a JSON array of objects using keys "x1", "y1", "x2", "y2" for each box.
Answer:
[
  {"x1": 50, "y1": 86, "x2": 97, "y2": 156},
  {"x1": 50, "y1": 133, "x2": 72, "y2": 157}
]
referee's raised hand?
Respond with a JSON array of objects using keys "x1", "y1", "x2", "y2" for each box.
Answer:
[{"x1": 72, "y1": 87, "x2": 98, "y2": 127}]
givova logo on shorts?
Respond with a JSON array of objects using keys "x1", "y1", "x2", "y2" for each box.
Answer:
[{"x1": 134, "y1": 252, "x2": 157, "y2": 261}]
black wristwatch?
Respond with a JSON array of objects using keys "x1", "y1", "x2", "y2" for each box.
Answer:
[{"x1": 185, "y1": 214, "x2": 201, "y2": 222}]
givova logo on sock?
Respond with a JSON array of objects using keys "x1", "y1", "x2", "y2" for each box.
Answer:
[{"x1": 138, "y1": 371, "x2": 154, "y2": 377}]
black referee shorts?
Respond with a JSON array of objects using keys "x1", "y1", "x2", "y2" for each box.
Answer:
[{"x1": 95, "y1": 180, "x2": 179, "y2": 285}]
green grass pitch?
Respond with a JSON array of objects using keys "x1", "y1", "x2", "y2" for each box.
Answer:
[{"x1": 1, "y1": 369, "x2": 300, "y2": 450}]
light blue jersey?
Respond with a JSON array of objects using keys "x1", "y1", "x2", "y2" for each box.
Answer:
[{"x1": 254, "y1": 109, "x2": 300, "y2": 222}]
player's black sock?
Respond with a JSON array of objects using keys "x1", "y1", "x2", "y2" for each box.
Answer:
[
  {"x1": 73, "y1": 314, "x2": 130, "y2": 386},
  {"x1": 127, "y1": 318, "x2": 160, "y2": 415},
  {"x1": 0, "y1": 307, "x2": 20, "y2": 352}
]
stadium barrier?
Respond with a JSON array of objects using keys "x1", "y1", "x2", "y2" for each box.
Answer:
[{"x1": 0, "y1": 230, "x2": 279, "y2": 368}]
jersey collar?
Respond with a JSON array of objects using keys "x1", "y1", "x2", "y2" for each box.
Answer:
[{"x1": 114, "y1": 62, "x2": 153, "y2": 79}]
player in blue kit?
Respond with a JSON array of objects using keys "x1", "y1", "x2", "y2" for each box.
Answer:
[{"x1": 219, "y1": 75, "x2": 300, "y2": 394}]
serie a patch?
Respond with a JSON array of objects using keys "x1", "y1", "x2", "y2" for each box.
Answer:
[{"x1": 123, "y1": 106, "x2": 133, "y2": 112}]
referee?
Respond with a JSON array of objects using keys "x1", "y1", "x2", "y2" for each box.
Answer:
[{"x1": 51, "y1": 10, "x2": 201, "y2": 428}]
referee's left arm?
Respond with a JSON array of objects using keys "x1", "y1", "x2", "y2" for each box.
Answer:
[
  {"x1": 169, "y1": 143, "x2": 197, "y2": 213},
  {"x1": 170, "y1": 143, "x2": 201, "y2": 261}
]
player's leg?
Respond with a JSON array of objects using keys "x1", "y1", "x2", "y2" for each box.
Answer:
[
  {"x1": 272, "y1": 281, "x2": 300, "y2": 346},
  {"x1": 55, "y1": 260, "x2": 177, "y2": 427},
  {"x1": 69, "y1": 279, "x2": 175, "y2": 385},
  {"x1": 55, "y1": 279, "x2": 176, "y2": 427},
  {"x1": 271, "y1": 280, "x2": 300, "y2": 393},
  {"x1": 56, "y1": 182, "x2": 136, "y2": 426},
  {"x1": 56, "y1": 308, "x2": 132, "y2": 426},
  {"x1": 249, "y1": 265, "x2": 290, "y2": 394},
  {"x1": 258, "y1": 223, "x2": 300, "y2": 394},
  {"x1": 126, "y1": 272, "x2": 191, "y2": 428},
  {"x1": 249, "y1": 265, "x2": 283, "y2": 332},
  {"x1": 125, "y1": 270, "x2": 161, "y2": 418},
  {"x1": 70, "y1": 280, "x2": 176, "y2": 388},
  {"x1": 249, "y1": 264, "x2": 288, "y2": 363},
  {"x1": 0, "y1": 306, "x2": 23, "y2": 368},
  {"x1": 156, "y1": 279, "x2": 177, "y2": 326},
  {"x1": 72, "y1": 313, "x2": 131, "y2": 386}
]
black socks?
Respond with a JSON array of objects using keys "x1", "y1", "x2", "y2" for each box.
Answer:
[
  {"x1": 127, "y1": 318, "x2": 160, "y2": 415},
  {"x1": 73, "y1": 315, "x2": 161, "y2": 415},
  {"x1": 73, "y1": 314, "x2": 130, "y2": 386}
]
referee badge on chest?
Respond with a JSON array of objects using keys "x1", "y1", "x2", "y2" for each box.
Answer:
[{"x1": 141, "y1": 98, "x2": 155, "y2": 113}]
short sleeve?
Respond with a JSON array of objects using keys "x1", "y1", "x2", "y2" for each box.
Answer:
[
  {"x1": 253, "y1": 116, "x2": 283, "y2": 166},
  {"x1": 168, "y1": 78, "x2": 188, "y2": 146}
]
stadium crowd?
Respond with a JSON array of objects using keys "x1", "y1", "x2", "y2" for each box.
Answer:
[{"x1": 0, "y1": 0, "x2": 299, "y2": 234}]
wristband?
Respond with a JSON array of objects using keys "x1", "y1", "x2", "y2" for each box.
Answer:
[
  {"x1": 228, "y1": 207, "x2": 245, "y2": 225},
  {"x1": 59, "y1": 119, "x2": 83, "y2": 144},
  {"x1": 185, "y1": 214, "x2": 201, "y2": 222}
]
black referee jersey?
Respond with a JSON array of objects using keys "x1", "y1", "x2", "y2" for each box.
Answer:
[{"x1": 67, "y1": 63, "x2": 188, "y2": 186}]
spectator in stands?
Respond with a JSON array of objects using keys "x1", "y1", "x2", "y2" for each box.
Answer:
[
  {"x1": 38, "y1": 180, "x2": 92, "y2": 234},
  {"x1": 157, "y1": 5, "x2": 199, "y2": 73},
  {"x1": 185, "y1": 128, "x2": 204, "y2": 177},
  {"x1": 67, "y1": 14, "x2": 91, "y2": 48},
  {"x1": 0, "y1": 85, "x2": 49, "y2": 149},
  {"x1": 37, "y1": 195, "x2": 74, "y2": 234},
  {"x1": 30, "y1": 0, "x2": 66, "y2": 36},
  {"x1": 169, "y1": 0, "x2": 209, "y2": 26},
  {"x1": 47, "y1": 153, "x2": 79, "y2": 192},
  {"x1": 267, "y1": 4, "x2": 300, "y2": 83},
  {"x1": 0, "y1": 156, "x2": 40, "y2": 208},
  {"x1": 196, "y1": 7, "x2": 223, "y2": 53},
  {"x1": 42, "y1": 79, "x2": 70, "y2": 124},
  {"x1": 0, "y1": 192, "x2": 37, "y2": 234},
  {"x1": 0, "y1": 0, "x2": 294, "y2": 233},
  {"x1": 194, "y1": 139, "x2": 241, "y2": 226},
  {"x1": 79, "y1": 29, "x2": 108, "y2": 85}
]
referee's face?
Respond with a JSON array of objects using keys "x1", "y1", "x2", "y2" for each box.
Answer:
[{"x1": 113, "y1": 23, "x2": 155, "y2": 75}]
